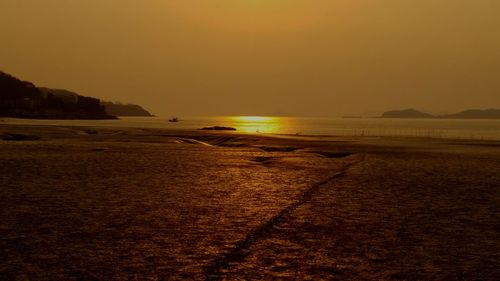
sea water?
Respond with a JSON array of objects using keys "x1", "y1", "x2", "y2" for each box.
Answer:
[{"x1": 3, "y1": 116, "x2": 500, "y2": 140}]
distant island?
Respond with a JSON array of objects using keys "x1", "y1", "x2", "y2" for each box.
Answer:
[
  {"x1": 381, "y1": 108, "x2": 500, "y2": 119},
  {"x1": 101, "y1": 102, "x2": 153, "y2": 117},
  {"x1": 439, "y1": 109, "x2": 500, "y2": 119},
  {"x1": 381, "y1": 109, "x2": 434, "y2": 119},
  {"x1": 0, "y1": 71, "x2": 152, "y2": 119}
]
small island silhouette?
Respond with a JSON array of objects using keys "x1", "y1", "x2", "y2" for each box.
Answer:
[{"x1": 382, "y1": 108, "x2": 500, "y2": 119}]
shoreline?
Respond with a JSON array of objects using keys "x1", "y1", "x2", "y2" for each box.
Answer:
[
  {"x1": 2, "y1": 123, "x2": 500, "y2": 154},
  {"x1": 1, "y1": 123, "x2": 499, "y2": 279},
  {"x1": 2, "y1": 121, "x2": 500, "y2": 142},
  {"x1": 3, "y1": 116, "x2": 500, "y2": 142}
]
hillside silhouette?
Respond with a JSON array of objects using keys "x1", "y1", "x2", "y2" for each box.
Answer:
[
  {"x1": 0, "y1": 71, "x2": 114, "y2": 119},
  {"x1": 101, "y1": 102, "x2": 153, "y2": 117},
  {"x1": 440, "y1": 109, "x2": 500, "y2": 119}
]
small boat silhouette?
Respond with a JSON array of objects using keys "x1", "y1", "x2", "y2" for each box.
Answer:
[{"x1": 168, "y1": 117, "x2": 179, "y2": 122}]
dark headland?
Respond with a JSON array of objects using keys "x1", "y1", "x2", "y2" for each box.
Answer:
[
  {"x1": 382, "y1": 108, "x2": 500, "y2": 119},
  {"x1": 101, "y1": 102, "x2": 154, "y2": 117},
  {"x1": 0, "y1": 71, "x2": 153, "y2": 119}
]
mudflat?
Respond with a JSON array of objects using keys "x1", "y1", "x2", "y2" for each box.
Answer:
[{"x1": 1, "y1": 125, "x2": 499, "y2": 280}]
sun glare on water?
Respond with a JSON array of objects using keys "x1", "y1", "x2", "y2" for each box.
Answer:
[
  {"x1": 235, "y1": 116, "x2": 273, "y2": 122},
  {"x1": 228, "y1": 116, "x2": 283, "y2": 134}
]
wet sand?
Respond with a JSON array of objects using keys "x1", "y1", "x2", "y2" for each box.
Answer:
[{"x1": 0, "y1": 125, "x2": 499, "y2": 280}]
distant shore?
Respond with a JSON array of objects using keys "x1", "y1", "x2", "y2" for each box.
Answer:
[{"x1": 381, "y1": 108, "x2": 500, "y2": 119}]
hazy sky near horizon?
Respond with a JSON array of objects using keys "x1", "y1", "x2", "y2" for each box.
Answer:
[{"x1": 1, "y1": 1, "x2": 499, "y2": 117}]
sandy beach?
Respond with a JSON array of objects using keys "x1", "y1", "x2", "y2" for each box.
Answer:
[{"x1": 0, "y1": 124, "x2": 499, "y2": 280}]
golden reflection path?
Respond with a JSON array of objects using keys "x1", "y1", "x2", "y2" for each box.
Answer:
[{"x1": 225, "y1": 116, "x2": 286, "y2": 134}]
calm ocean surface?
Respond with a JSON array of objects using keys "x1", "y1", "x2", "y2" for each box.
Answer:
[{"x1": 3, "y1": 116, "x2": 500, "y2": 140}]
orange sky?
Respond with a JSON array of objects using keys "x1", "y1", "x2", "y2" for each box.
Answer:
[{"x1": 1, "y1": 1, "x2": 499, "y2": 117}]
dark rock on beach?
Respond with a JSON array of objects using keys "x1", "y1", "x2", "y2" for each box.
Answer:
[{"x1": 201, "y1": 126, "x2": 237, "y2": 131}]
